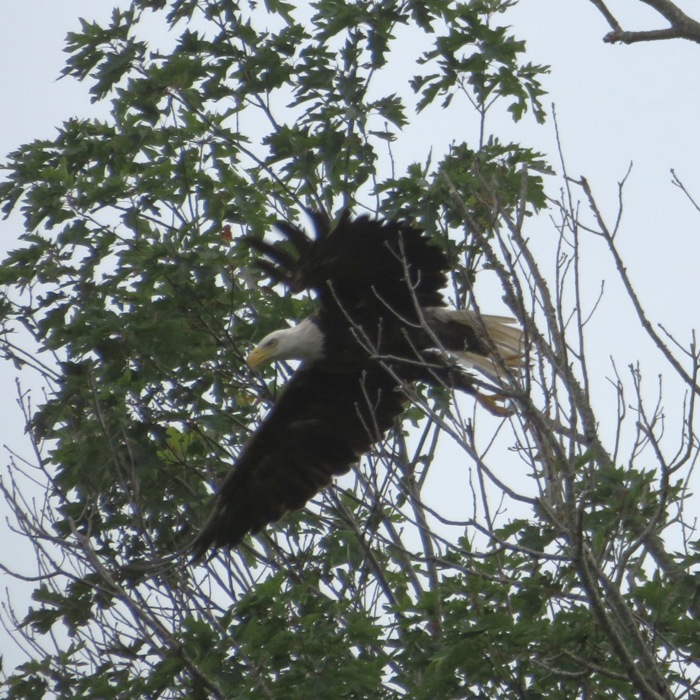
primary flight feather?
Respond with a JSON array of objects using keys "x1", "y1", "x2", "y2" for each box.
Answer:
[{"x1": 194, "y1": 211, "x2": 523, "y2": 554}]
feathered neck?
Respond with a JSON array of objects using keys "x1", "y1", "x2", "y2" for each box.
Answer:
[{"x1": 281, "y1": 318, "x2": 325, "y2": 361}]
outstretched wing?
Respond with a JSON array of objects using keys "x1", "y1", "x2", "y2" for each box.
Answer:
[
  {"x1": 193, "y1": 364, "x2": 405, "y2": 553},
  {"x1": 245, "y1": 211, "x2": 450, "y2": 322}
]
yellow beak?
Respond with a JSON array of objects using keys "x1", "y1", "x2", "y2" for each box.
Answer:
[{"x1": 247, "y1": 345, "x2": 272, "y2": 370}]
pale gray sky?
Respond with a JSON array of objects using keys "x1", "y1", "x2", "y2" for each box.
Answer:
[{"x1": 1, "y1": 0, "x2": 699, "y2": 678}]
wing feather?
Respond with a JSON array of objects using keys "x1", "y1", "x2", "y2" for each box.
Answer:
[
  {"x1": 246, "y1": 211, "x2": 450, "y2": 320},
  {"x1": 194, "y1": 364, "x2": 404, "y2": 553}
]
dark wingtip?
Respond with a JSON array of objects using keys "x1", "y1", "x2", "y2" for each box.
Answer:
[
  {"x1": 190, "y1": 507, "x2": 249, "y2": 559},
  {"x1": 307, "y1": 209, "x2": 333, "y2": 240},
  {"x1": 274, "y1": 220, "x2": 313, "y2": 253},
  {"x1": 252, "y1": 259, "x2": 293, "y2": 286}
]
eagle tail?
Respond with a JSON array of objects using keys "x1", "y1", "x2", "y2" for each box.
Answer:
[{"x1": 440, "y1": 311, "x2": 525, "y2": 378}]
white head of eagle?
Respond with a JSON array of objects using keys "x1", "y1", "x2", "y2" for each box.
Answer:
[{"x1": 247, "y1": 318, "x2": 325, "y2": 368}]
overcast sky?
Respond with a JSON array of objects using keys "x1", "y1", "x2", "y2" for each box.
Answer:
[{"x1": 1, "y1": 0, "x2": 699, "y2": 676}]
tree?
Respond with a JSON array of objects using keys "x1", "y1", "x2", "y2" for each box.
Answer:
[{"x1": 1, "y1": 0, "x2": 698, "y2": 698}]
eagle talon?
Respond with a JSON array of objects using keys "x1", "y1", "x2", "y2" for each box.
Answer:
[{"x1": 476, "y1": 392, "x2": 515, "y2": 417}]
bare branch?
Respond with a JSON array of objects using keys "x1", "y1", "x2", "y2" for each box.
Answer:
[{"x1": 587, "y1": 0, "x2": 700, "y2": 45}]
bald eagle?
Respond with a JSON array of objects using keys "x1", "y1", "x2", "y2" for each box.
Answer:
[{"x1": 194, "y1": 212, "x2": 523, "y2": 553}]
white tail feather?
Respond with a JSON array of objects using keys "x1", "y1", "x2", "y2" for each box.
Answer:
[{"x1": 426, "y1": 308, "x2": 525, "y2": 378}]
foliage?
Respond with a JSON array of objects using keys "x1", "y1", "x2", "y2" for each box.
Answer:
[{"x1": 1, "y1": 1, "x2": 698, "y2": 699}]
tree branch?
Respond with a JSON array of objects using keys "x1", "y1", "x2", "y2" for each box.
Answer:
[{"x1": 587, "y1": 0, "x2": 700, "y2": 45}]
